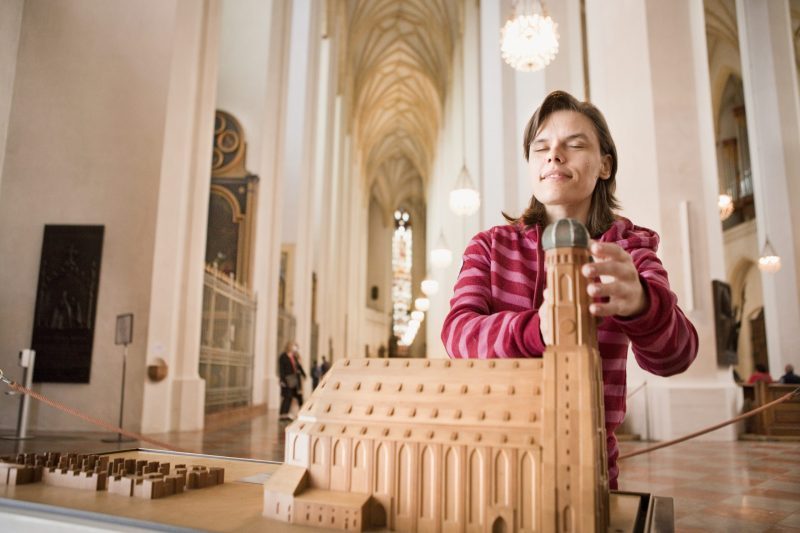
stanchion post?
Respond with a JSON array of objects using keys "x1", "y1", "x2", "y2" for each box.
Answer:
[
  {"x1": 16, "y1": 349, "x2": 35, "y2": 439},
  {"x1": 103, "y1": 313, "x2": 135, "y2": 443}
]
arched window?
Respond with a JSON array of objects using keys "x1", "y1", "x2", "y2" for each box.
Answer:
[{"x1": 392, "y1": 209, "x2": 416, "y2": 347}]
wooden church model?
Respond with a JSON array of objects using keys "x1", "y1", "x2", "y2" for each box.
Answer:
[{"x1": 263, "y1": 219, "x2": 609, "y2": 532}]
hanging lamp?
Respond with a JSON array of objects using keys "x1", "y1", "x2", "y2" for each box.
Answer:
[
  {"x1": 758, "y1": 238, "x2": 781, "y2": 273},
  {"x1": 500, "y1": 0, "x2": 560, "y2": 72},
  {"x1": 421, "y1": 277, "x2": 439, "y2": 296},
  {"x1": 430, "y1": 230, "x2": 453, "y2": 269},
  {"x1": 718, "y1": 193, "x2": 734, "y2": 221},
  {"x1": 449, "y1": 14, "x2": 480, "y2": 217}
]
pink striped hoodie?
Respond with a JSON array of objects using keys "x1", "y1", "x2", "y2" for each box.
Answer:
[{"x1": 441, "y1": 217, "x2": 698, "y2": 488}]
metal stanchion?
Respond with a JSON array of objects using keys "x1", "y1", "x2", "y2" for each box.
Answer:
[
  {"x1": 103, "y1": 313, "x2": 136, "y2": 443},
  {"x1": 1, "y1": 349, "x2": 36, "y2": 441}
]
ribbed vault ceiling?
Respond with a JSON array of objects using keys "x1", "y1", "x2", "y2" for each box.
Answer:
[
  {"x1": 346, "y1": 0, "x2": 457, "y2": 212},
  {"x1": 704, "y1": 0, "x2": 738, "y2": 59}
]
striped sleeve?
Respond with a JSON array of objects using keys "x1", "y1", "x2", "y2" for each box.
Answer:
[
  {"x1": 441, "y1": 232, "x2": 546, "y2": 359},
  {"x1": 612, "y1": 247, "x2": 698, "y2": 376}
]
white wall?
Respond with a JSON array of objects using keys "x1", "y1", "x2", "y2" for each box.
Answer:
[{"x1": 0, "y1": 0, "x2": 178, "y2": 431}]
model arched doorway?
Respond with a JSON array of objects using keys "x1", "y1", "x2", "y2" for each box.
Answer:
[{"x1": 492, "y1": 516, "x2": 508, "y2": 533}]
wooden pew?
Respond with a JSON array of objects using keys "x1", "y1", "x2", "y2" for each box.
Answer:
[{"x1": 743, "y1": 382, "x2": 800, "y2": 436}]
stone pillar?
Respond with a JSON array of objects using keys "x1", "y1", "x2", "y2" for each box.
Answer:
[
  {"x1": 586, "y1": 0, "x2": 738, "y2": 440},
  {"x1": 281, "y1": 0, "x2": 322, "y2": 395},
  {"x1": 215, "y1": 0, "x2": 293, "y2": 410},
  {"x1": 319, "y1": 94, "x2": 346, "y2": 367},
  {"x1": 0, "y1": 0, "x2": 24, "y2": 195},
  {"x1": 736, "y1": 0, "x2": 800, "y2": 374},
  {"x1": 141, "y1": 0, "x2": 221, "y2": 433}
]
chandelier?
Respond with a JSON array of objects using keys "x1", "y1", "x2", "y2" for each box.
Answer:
[
  {"x1": 449, "y1": 164, "x2": 481, "y2": 216},
  {"x1": 718, "y1": 194, "x2": 734, "y2": 221},
  {"x1": 758, "y1": 238, "x2": 781, "y2": 273},
  {"x1": 421, "y1": 277, "x2": 439, "y2": 296},
  {"x1": 430, "y1": 230, "x2": 453, "y2": 269},
  {"x1": 500, "y1": 0, "x2": 560, "y2": 72}
]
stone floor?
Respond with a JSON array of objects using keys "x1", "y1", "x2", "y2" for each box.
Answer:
[
  {"x1": 618, "y1": 439, "x2": 800, "y2": 532},
  {"x1": 2, "y1": 412, "x2": 799, "y2": 532}
]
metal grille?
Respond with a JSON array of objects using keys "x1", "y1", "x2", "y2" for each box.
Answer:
[{"x1": 200, "y1": 267, "x2": 256, "y2": 413}]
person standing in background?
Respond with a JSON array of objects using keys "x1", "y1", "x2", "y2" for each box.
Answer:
[
  {"x1": 278, "y1": 341, "x2": 306, "y2": 421},
  {"x1": 311, "y1": 359, "x2": 321, "y2": 390}
]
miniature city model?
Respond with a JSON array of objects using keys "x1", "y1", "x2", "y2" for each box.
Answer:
[
  {"x1": 0, "y1": 452, "x2": 224, "y2": 499},
  {"x1": 263, "y1": 219, "x2": 610, "y2": 532}
]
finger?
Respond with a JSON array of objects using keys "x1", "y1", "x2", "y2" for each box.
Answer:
[
  {"x1": 590, "y1": 241, "x2": 629, "y2": 261},
  {"x1": 582, "y1": 260, "x2": 633, "y2": 281},
  {"x1": 588, "y1": 283, "x2": 644, "y2": 316},
  {"x1": 586, "y1": 281, "x2": 622, "y2": 299},
  {"x1": 589, "y1": 301, "x2": 621, "y2": 317}
]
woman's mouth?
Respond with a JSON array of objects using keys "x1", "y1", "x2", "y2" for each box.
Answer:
[{"x1": 542, "y1": 171, "x2": 571, "y2": 181}]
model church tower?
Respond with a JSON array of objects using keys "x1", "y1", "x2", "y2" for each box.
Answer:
[
  {"x1": 263, "y1": 219, "x2": 610, "y2": 532},
  {"x1": 540, "y1": 218, "x2": 610, "y2": 532}
]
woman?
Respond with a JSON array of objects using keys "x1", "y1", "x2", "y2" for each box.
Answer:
[{"x1": 441, "y1": 90, "x2": 698, "y2": 489}]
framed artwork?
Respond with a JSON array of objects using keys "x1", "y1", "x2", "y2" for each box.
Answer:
[
  {"x1": 711, "y1": 279, "x2": 739, "y2": 366},
  {"x1": 31, "y1": 225, "x2": 104, "y2": 383},
  {"x1": 115, "y1": 313, "x2": 133, "y2": 346}
]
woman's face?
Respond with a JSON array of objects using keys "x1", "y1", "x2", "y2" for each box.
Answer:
[{"x1": 527, "y1": 110, "x2": 611, "y2": 222}]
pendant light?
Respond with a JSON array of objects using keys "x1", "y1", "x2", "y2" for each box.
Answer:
[{"x1": 500, "y1": 0, "x2": 560, "y2": 73}]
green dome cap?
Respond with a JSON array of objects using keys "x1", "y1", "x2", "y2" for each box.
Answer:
[{"x1": 542, "y1": 219, "x2": 590, "y2": 250}]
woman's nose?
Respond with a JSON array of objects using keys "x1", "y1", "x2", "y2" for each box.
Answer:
[{"x1": 547, "y1": 150, "x2": 564, "y2": 163}]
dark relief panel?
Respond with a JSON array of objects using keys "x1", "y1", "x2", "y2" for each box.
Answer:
[{"x1": 31, "y1": 225, "x2": 104, "y2": 383}]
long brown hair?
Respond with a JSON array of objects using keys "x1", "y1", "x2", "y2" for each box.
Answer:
[{"x1": 504, "y1": 90, "x2": 620, "y2": 237}]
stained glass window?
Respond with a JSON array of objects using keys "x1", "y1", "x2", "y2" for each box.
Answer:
[{"x1": 392, "y1": 209, "x2": 418, "y2": 347}]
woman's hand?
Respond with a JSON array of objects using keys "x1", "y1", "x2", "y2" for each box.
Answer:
[{"x1": 582, "y1": 241, "x2": 648, "y2": 318}]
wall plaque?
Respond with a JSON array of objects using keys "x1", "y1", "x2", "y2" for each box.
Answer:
[{"x1": 31, "y1": 225, "x2": 104, "y2": 383}]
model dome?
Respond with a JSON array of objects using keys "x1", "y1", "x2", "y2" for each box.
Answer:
[{"x1": 542, "y1": 218, "x2": 590, "y2": 250}]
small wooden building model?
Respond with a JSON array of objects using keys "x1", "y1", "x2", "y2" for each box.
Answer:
[{"x1": 263, "y1": 219, "x2": 609, "y2": 532}]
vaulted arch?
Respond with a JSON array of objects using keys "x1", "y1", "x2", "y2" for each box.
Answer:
[{"x1": 345, "y1": 0, "x2": 457, "y2": 206}]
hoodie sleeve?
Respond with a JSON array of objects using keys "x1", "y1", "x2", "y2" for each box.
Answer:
[
  {"x1": 441, "y1": 230, "x2": 546, "y2": 359},
  {"x1": 607, "y1": 223, "x2": 698, "y2": 376}
]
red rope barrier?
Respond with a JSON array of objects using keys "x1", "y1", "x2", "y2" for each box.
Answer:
[
  {"x1": 3, "y1": 375, "x2": 190, "y2": 453},
  {"x1": 619, "y1": 387, "x2": 800, "y2": 461}
]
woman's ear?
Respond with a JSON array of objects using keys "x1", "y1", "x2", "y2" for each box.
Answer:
[{"x1": 599, "y1": 154, "x2": 612, "y2": 180}]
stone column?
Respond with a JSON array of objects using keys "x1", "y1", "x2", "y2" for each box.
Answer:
[
  {"x1": 0, "y1": 0, "x2": 24, "y2": 195},
  {"x1": 281, "y1": 0, "x2": 322, "y2": 396},
  {"x1": 215, "y1": 0, "x2": 294, "y2": 410},
  {"x1": 586, "y1": 0, "x2": 737, "y2": 440},
  {"x1": 736, "y1": 0, "x2": 800, "y2": 374},
  {"x1": 141, "y1": 0, "x2": 222, "y2": 433}
]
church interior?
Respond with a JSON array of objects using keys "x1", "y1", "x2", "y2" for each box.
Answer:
[{"x1": 0, "y1": 0, "x2": 799, "y2": 531}]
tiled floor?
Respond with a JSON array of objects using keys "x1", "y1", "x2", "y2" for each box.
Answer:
[
  {"x1": 618, "y1": 440, "x2": 800, "y2": 532},
  {"x1": 2, "y1": 413, "x2": 798, "y2": 532}
]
